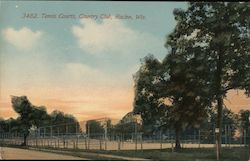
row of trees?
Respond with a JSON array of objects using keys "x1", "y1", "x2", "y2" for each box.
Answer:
[
  {"x1": 85, "y1": 117, "x2": 141, "y2": 140},
  {"x1": 78, "y1": 108, "x2": 249, "y2": 143},
  {"x1": 0, "y1": 95, "x2": 248, "y2": 147},
  {"x1": 133, "y1": 2, "x2": 250, "y2": 155},
  {"x1": 0, "y1": 96, "x2": 80, "y2": 146}
]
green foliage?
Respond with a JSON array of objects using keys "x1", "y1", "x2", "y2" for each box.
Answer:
[
  {"x1": 10, "y1": 95, "x2": 80, "y2": 144},
  {"x1": 133, "y1": 54, "x2": 167, "y2": 134},
  {"x1": 200, "y1": 107, "x2": 239, "y2": 141},
  {"x1": 239, "y1": 109, "x2": 250, "y2": 136},
  {"x1": 133, "y1": 2, "x2": 249, "y2": 150},
  {"x1": 86, "y1": 120, "x2": 104, "y2": 138},
  {"x1": 166, "y1": 2, "x2": 250, "y2": 97},
  {"x1": 11, "y1": 96, "x2": 36, "y2": 145},
  {"x1": 166, "y1": 2, "x2": 250, "y2": 151},
  {"x1": 46, "y1": 110, "x2": 80, "y2": 135},
  {"x1": 0, "y1": 117, "x2": 22, "y2": 133},
  {"x1": 114, "y1": 122, "x2": 141, "y2": 140}
]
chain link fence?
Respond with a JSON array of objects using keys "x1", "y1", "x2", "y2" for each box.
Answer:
[{"x1": 0, "y1": 128, "x2": 249, "y2": 151}]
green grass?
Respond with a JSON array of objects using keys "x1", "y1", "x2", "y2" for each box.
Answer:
[
  {"x1": 36, "y1": 146, "x2": 250, "y2": 161},
  {"x1": 84, "y1": 147, "x2": 250, "y2": 161},
  {"x1": 2, "y1": 144, "x2": 249, "y2": 161}
]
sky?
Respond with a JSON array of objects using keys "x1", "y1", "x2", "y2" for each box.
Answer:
[{"x1": 0, "y1": 1, "x2": 249, "y2": 121}]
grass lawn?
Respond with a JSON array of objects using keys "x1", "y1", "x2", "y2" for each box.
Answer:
[
  {"x1": 2, "y1": 144, "x2": 250, "y2": 161},
  {"x1": 87, "y1": 147, "x2": 250, "y2": 161}
]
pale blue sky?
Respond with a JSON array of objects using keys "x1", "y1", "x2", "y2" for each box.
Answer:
[{"x1": 0, "y1": 1, "x2": 188, "y2": 120}]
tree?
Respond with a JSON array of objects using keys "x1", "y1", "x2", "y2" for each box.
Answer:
[
  {"x1": 133, "y1": 55, "x2": 166, "y2": 128},
  {"x1": 30, "y1": 106, "x2": 50, "y2": 131},
  {"x1": 114, "y1": 121, "x2": 142, "y2": 140},
  {"x1": 159, "y1": 50, "x2": 212, "y2": 150},
  {"x1": 239, "y1": 109, "x2": 250, "y2": 144},
  {"x1": 200, "y1": 107, "x2": 238, "y2": 143},
  {"x1": 165, "y1": 2, "x2": 250, "y2": 154},
  {"x1": 0, "y1": 118, "x2": 9, "y2": 133},
  {"x1": 11, "y1": 96, "x2": 52, "y2": 145},
  {"x1": 86, "y1": 120, "x2": 104, "y2": 138},
  {"x1": 49, "y1": 110, "x2": 80, "y2": 135},
  {"x1": 133, "y1": 55, "x2": 168, "y2": 136},
  {"x1": 11, "y1": 96, "x2": 33, "y2": 146},
  {"x1": 133, "y1": 53, "x2": 211, "y2": 150}
]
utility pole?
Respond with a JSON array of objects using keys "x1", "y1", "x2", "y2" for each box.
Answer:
[{"x1": 215, "y1": 128, "x2": 220, "y2": 161}]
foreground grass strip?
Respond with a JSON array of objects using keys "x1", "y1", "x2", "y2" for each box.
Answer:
[{"x1": 2, "y1": 144, "x2": 249, "y2": 161}]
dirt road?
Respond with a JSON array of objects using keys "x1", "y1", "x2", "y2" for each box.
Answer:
[{"x1": 0, "y1": 147, "x2": 87, "y2": 160}]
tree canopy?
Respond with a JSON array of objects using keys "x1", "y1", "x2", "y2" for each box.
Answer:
[
  {"x1": 133, "y1": 2, "x2": 250, "y2": 151},
  {"x1": 9, "y1": 95, "x2": 80, "y2": 145}
]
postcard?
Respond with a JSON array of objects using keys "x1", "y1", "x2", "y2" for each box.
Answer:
[{"x1": 0, "y1": 1, "x2": 249, "y2": 160}]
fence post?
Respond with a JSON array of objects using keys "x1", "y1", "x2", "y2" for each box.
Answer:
[
  {"x1": 160, "y1": 130, "x2": 162, "y2": 150},
  {"x1": 36, "y1": 133, "x2": 38, "y2": 147},
  {"x1": 76, "y1": 136, "x2": 78, "y2": 149},
  {"x1": 99, "y1": 137, "x2": 102, "y2": 150},
  {"x1": 135, "y1": 133, "x2": 137, "y2": 151},
  {"x1": 171, "y1": 136, "x2": 174, "y2": 152},
  {"x1": 199, "y1": 130, "x2": 201, "y2": 148},
  {"x1": 229, "y1": 126, "x2": 231, "y2": 148},
  {"x1": 88, "y1": 136, "x2": 90, "y2": 150},
  {"x1": 50, "y1": 126, "x2": 53, "y2": 138},
  {"x1": 118, "y1": 136, "x2": 121, "y2": 151},
  {"x1": 58, "y1": 139, "x2": 60, "y2": 148},
  {"x1": 244, "y1": 129, "x2": 247, "y2": 147},
  {"x1": 63, "y1": 138, "x2": 65, "y2": 149},
  {"x1": 105, "y1": 134, "x2": 107, "y2": 150},
  {"x1": 140, "y1": 133, "x2": 143, "y2": 151},
  {"x1": 85, "y1": 137, "x2": 87, "y2": 150}
]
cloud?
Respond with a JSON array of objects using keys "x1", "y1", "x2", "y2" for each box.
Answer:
[
  {"x1": 2, "y1": 27, "x2": 43, "y2": 50},
  {"x1": 64, "y1": 62, "x2": 138, "y2": 89},
  {"x1": 64, "y1": 63, "x2": 115, "y2": 86},
  {"x1": 65, "y1": 63, "x2": 106, "y2": 79},
  {"x1": 72, "y1": 19, "x2": 162, "y2": 55}
]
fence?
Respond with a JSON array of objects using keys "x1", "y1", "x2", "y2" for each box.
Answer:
[
  {"x1": 1, "y1": 118, "x2": 249, "y2": 151},
  {"x1": 0, "y1": 130, "x2": 249, "y2": 151}
]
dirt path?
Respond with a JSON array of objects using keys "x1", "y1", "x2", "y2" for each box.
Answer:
[{"x1": 0, "y1": 147, "x2": 87, "y2": 160}]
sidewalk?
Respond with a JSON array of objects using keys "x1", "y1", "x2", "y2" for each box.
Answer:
[
  {"x1": 29, "y1": 147, "x2": 152, "y2": 160},
  {"x1": 1, "y1": 147, "x2": 85, "y2": 160}
]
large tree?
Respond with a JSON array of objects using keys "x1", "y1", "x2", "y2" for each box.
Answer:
[
  {"x1": 133, "y1": 55, "x2": 168, "y2": 136},
  {"x1": 11, "y1": 96, "x2": 33, "y2": 146},
  {"x1": 160, "y1": 51, "x2": 212, "y2": 149},
  {"x1": 165, "y1": 2, "x2": 250, "y2": 154},
  {"x1": 11, "y1": 96, "x2": 48, "y2": 145},
  {"x1": 133, "y1": 54, "x2": 211, "y2": 150}
]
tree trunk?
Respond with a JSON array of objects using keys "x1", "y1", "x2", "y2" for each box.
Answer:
[
  {"x1": 215, "y1": 47, "x2": 223, "y2": 159},
  {"x1": 21, "y1": 129, "x2": 30, "y2": 146},
  {"x1": 175, "y1": 126, "x2": 181, "y2": 151},
  {"x1": 22, "y1": 134, "x2": 28, "y2": 146},
  {"x1": 216, "y1": 96, "x2": 223, "y2": 153}
]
